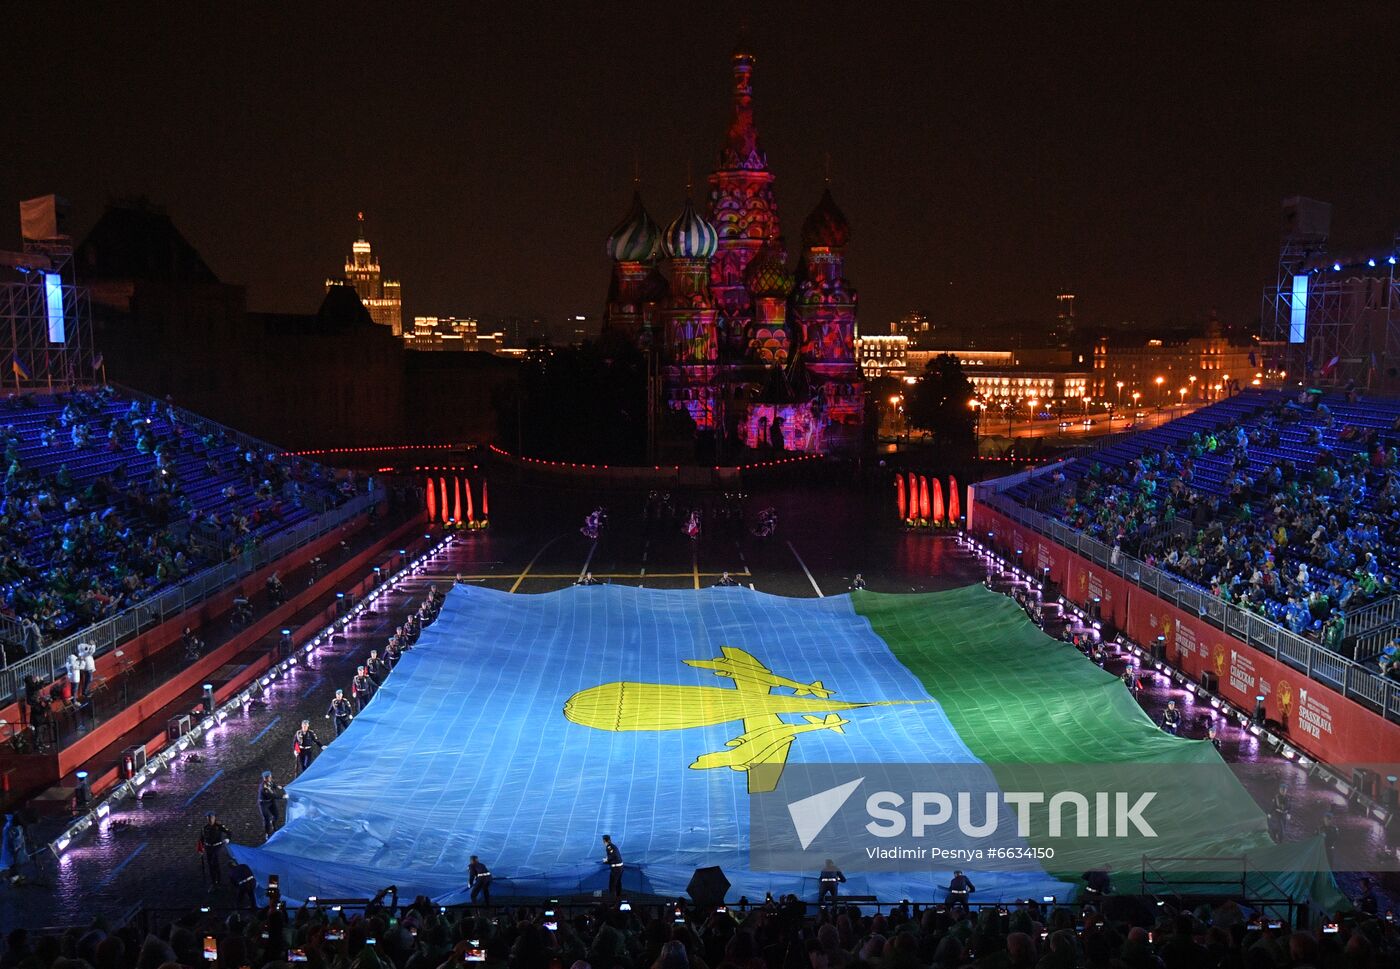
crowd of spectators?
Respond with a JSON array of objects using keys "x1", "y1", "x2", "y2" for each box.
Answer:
[
  {"x1": 1051, "y1": 391, "x2": 1400, "y2": 658},
  {"x1": 3, "y1": 893, "x2": 1398, "y2": 969},
  {"x1": 0, "y1": 388, "x2": 349, "y2": 650}
]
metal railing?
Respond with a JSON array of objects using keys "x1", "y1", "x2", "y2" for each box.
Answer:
[
  {"x1": 975, "y1": 487, "x2": 1400, "y2": 724},
  {"x1": 1344, "y1": 594, "x2": 1400, "y2": 636},
  {"x1": 0, "y1": 490, "x2": 378, "y2": 705}
]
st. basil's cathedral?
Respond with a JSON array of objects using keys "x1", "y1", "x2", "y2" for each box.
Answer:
[{"x1": 602, "y1": 43, "x2": 864, "y2": 455}]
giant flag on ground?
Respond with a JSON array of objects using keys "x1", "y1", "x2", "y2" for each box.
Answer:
[{"x1": 230, "y1": 584, "x2": 1339, "y2": 909}]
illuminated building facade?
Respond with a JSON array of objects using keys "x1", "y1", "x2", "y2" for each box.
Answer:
[
  {"x1": 326, "y1": 212, "x2": 403, "y2": 336},
  {"x1": 1090, "y1": 325, "x2": 1254, "y2": 404},
  {"x1": 966, "y1": 370, "x2": 1088, "y2": 403},
  {"x1": 601, "y1": 43, "x2": 864, "y2": 455},
  {"x1": 404, "y1": 316, "x2": 505, "y2": 353},
  {"x1": 857, "y1": 334, "x2": 908, "y2": 376}
]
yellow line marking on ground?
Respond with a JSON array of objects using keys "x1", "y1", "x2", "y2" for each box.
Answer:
[{"x1": 510, "y1": 535, "x2": 564, "y2": 593}]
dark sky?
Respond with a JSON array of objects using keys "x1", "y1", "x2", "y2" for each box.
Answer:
[{"x1": 2, "y1": 2, "x2": 1398, "y2": 334}]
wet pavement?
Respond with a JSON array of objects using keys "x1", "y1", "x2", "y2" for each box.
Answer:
[{"x1": 1, "y1": 478, "x2": 1392, "y2": 927}]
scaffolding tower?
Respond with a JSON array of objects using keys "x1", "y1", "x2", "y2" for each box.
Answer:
[
  {"x1": 1261, "y1": 197, "x2": 1400, "y2": 390},
  {"x1": 1, "y1": 196, "x2": 98, "y2": 391}
]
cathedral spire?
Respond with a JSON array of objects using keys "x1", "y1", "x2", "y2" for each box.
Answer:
[
  {"x1": 355, "y1": 210, "x2": 366, "y2": 242},
  {"x1": 719, "y1": 36, "x2": 766, "y2": 172}
]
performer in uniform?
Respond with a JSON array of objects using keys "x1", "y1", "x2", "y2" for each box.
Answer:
[
  {"x1": 1160, "y1": 700, "x2": 1181, "y2": 735},
  {"x1": 199, "y1": 812, "x2": 231, "y2": 889},
  {"x1": 366, "y1": 649, "x2": 388, "y2": 685},
  {"x1": 602, "y1": 834, "x2": 624, "y2": 897},
  {"x1": 230, "y1": 860, "x2": 257, "y2": 909},
  {"x1": 293, "y1": 720, "x2": 324, "y2": 775},
  {"x1": 326, "y1": 689, "x2": 354, "y2": 737},
  {"x1": 818, "y1": 860, "x2": 846, "y2": 905},
  {"x1": 946, "y1": 870, "x2": 976, "y2": 907},
  {"x1": 1268, "y1": 783, "x2": 1289, "y2": 842},
  {"x1": 352, "y1": 666, "x2": 375, "y2": 712},
  {"x1": 258, "y1": 770, "x2": 287, "y2": 838},
  {"x1": 468, "y1": 854, "x2": 493, "y2": 906}
]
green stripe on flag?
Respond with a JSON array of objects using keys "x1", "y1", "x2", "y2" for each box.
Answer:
[{"x1": 852, "y1": 584, "x2": 1344, "y2": 909}]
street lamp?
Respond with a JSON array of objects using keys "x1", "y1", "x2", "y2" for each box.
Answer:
[{"x1": 1154, "y1": 375, "x2": 1165, "y2": 407}]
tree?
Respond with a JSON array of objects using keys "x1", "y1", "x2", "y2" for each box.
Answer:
[{"x1": 906, "y1": 353, "x2": 977, "y2": 460}]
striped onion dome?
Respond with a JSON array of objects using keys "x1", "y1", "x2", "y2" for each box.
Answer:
[
  {"x1": 744, "y1": 235, "x2": 793, "y2": 298},
  {"x1": 605, "y1": 192, "x2": 660, "y2": 262},
  {"x1": 661, "y1": 198, "x2": 718, "y2": 259}
]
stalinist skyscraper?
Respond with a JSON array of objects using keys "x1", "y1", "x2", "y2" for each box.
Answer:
[{"x1": 326, "y1": 212, "x2": 403, "y2": 336}]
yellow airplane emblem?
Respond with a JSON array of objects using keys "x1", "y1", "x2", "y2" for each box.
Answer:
[{"x1": 563, "y1": 646, "x2": 924, "y2": 793}]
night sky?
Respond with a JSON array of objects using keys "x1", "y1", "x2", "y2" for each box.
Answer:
[{"x1": 2, "y1": 2, "x2": 1397, "y2": 335}]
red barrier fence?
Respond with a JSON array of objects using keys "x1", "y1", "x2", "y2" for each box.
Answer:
[{"x1": 971, "y1": 504, "x2": 1400, "y2": 765}]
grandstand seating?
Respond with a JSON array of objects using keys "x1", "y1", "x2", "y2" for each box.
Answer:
[
  {"x1": 1008, "y1": 388, "x2": 1400, "y2": 667},
  {"x1": 0, "y1": 387, "x2": 348, "y2": 651}
]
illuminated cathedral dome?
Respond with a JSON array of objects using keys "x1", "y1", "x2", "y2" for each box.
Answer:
[
  {"x1": 605, "y1": 192, "x2": 660, "y2": 262},
  {"x1": 744, "y1": 235, "x2": 793, "y2": 297},
  {"x1": 661, "y1": 198, "x2": 718, "y2": 259},
  {"x1": 800, "y1": 187, "x2": 850, "y2": 250}
]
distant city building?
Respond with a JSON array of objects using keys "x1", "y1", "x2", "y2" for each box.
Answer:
[
  {"x1": 404, "y1": 315, "x2": 506, "y2": 352},
  {"x1": 899, "y1": 347, "x2": 1087, "y2": 407},
  {"x1": 499, "y1": 315, "x2": 549, "y2": 348},
  {"x1": 856, "y1": 334, "x2": 908, "y2": 376},
  {"x1": 567, "y1": 314, "x2": 594, "y2": 346},
  {"x1": 1091, "y1": 321, "x2": 1253, "y2": 405},
  {"x1": 891, "y1": 311, "x2": 932, "y2": 341},
  {"x1": 326, "y1": 212, "x2": 402, "y2": 336},
  {"x1": 1052, "y1": 292, "x2": 1076, "y2": 346},
  {"x1": 966, "y1": 369, "x2": 1088, "y2": 404}
]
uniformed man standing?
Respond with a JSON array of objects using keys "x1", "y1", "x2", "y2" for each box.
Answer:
[
  {"x1": 385, "y1": 638, "x2": 402, "y2": 670},
  {"x1": 468, "y1": 854, "x2": 493, "y2": 906},
  {"x1": 293, "y1": 720, "x2": 324, "y2": 775},
  {"x1": 818, "y1": 860, "x2": 846, "y2": 905},
  {"x1": 366, "y1": 650, "x2": 388, "y2": 685},
  {"x1": 1160, "y1": 700, "x2": 1181, "y2": 735},
  {"x1": 602, "y1": 834, "x2": 624, "y2": 897},
  {"x1": 1268, "y1": 784, "x2": 1289, "y2": 843},
  {"x1": 352, "y1": 666, "x2": 375, "y2": 712},
  {"x1": 946, "y1": 870, "x2": 976, "y2": 907},
  {"x1": 199, "y1": 812, "x2": 231, "y2": 889},
  {"x1": 230, "y1": 860, "x2": 257, "y2": 909},
  {"x1": 1206, "y1": 721, "x2": 1223, "y2": 750},
  {"x1": 326, "y1": 690, "x2": 354, "y2": 737},
  {"x1": 258, "y1": 770, "x2": 286, "y2": 838}
]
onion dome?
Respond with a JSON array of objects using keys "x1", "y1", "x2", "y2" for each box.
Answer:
[
  {"x1": 744, "y1": 235, "x2": 794, "y2": 298},
  {"x1": 800, "y1": 187, "x2": 851, "y2": 250},
  {"x1": 661, "y1": 198, "x2": 718, "y2": 259},
  {"x1": 605, "y1": 192, "x2": 660, "y2": 262}
]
